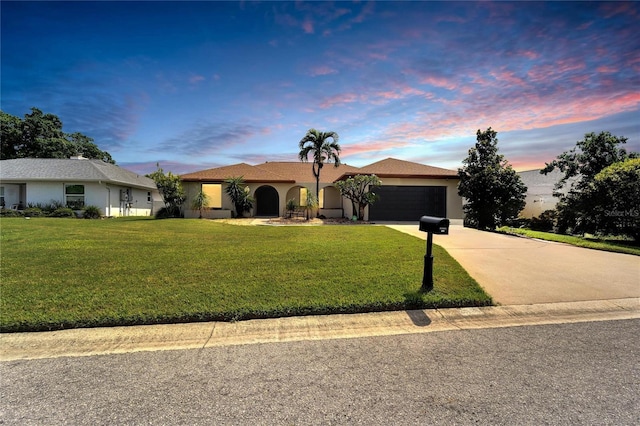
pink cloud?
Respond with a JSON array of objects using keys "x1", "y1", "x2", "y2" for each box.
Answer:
[
  {"x1": 364, "y1": 86, "x2": 640, "y2": 149},
  {"x1": 309, "y1": 66, "x2": 338, "y2": 76},
  {"x1": 490, "y1": 69, "x2": 528, "y2": 87},
  {"x1": 319, "y1": 92, "x2": 362, "y2": 108},
  {"x1": 302, "y1": 19, "x2": 314, "y2": 34},
  {"x1": 519, "y1": 50, "x2": 540, "y2": 60},
  {"x1": 341, "y1": 140, "x2": 412, "y2": 158},
  {"x1": 527, "y1": 59, "x2": 585, "y2": 83},
  {"x1": 375, "y1": 85, "x2": 425, "y2": 101},
  {"x1": 597, "y1": 65, "x2": 618, "y2": 73},
  {"x1": 600, "y1": 2, "x2": 638, "y2": 18},
  {"x1": 420, "y1": 76, "x2": 458, "y2": 91}
]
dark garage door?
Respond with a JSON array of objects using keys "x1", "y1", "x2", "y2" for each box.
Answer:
[{"x1": 369, "y1": 186, "x2": 446, "y2": 221}]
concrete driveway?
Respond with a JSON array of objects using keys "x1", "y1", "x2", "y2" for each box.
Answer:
[{"x1": 386, "y1": 224, "x2": 640, "y2": 305}]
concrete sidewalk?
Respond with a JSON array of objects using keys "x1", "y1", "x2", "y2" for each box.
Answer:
[
  {"x1": 1, "y1": 298, "x2": 638, "y2": 361},
  {"x1": 386, "y1": 224, "x2": 640, "y2": 305}
]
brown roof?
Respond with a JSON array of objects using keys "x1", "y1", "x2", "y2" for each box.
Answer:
[
  {"x1": 353, "y1": 158, "x2": 457, "y2": 179},
  {"x1": 180, "y1": 163, "x2": 294, "y2": 183},
  {"x1": 256, "y1": 162, "x2": 361, "y2": 183},
  {"x1": 181, "y1": 158, "x2": 457, "y2": 183}
]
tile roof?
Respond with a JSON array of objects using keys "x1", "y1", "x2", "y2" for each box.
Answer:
[
  {"x1": 0, "y1": 158, "x2": 157, "y2": 189},
  {"x1": 180, "y1": 163, "x2": 295, "y2": 183},
  {"x1": 346, "y1": 158, "x2": 458, "y2": 179},
  {"x1": 181, "y1": 158, "x2": 459, "y2": 184},
  {"x1": 256, "y1": 162, "x2": 361, "y2": 183}
]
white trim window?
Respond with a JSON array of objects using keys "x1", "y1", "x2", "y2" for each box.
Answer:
[{"x1": 65, "y1": 184, "x2": 85, "y2": 209}]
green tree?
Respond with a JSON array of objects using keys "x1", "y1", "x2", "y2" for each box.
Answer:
[
  {"x1": 224, "y1": 176, "x2": 254, "y2": 218},
  {"x1": 147, "y1": 164, "x2": 185, "y2": 218},
  {"x1": 0, "y1": 108, "x2": 114, "y2": 163},
  {"x1": 591, "y1": 158, "x2": 640, "y2": 240},
  {"x1": 541, "y1": 131, "x2": 638, "y2": 235},
  {"x1": 458, "y1": 128, "x2": 527, "y2": 230},
  {"x1": 0, "y1": 111, "x2": 22, "y2": 160},
  {"x1": 190, "y1": 190, "x2": 210, "y2": 219},
  {"x1": 335, "y1": 174, "x2": 382, "y2": 220},
  {"x1": 298, "y1": 129, "x2": 341, "y2": 210},
  {"x1": 68, "y1": 132, "x2": 114, "y2": 163}
]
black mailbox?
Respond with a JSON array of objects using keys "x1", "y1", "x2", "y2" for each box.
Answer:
[
  {"x1": 419, "y1": 216, "x2": 450, "y2": 234},
  {"x1": 418, "y1": 216, "x2": 450, "y2": 292}
]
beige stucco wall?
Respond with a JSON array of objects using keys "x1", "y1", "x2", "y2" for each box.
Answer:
[
  {"x1": 184, "y1": 181, "x2": 347, "y2": 219},
  {"x1": 183, "y1": 178, "x2": 463, "y2": 220}
]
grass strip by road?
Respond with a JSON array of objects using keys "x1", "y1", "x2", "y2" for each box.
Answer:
[
  {"x1": 497, "y1": 226, "x2": 640, "y2": 256},
  {"x1": 0, "y1": 218, "x2": 491, "y2": 332}
]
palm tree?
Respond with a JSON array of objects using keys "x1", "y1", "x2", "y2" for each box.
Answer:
[
  {"x1": 224, "y1": 176, "x2": 254, "y2": 217},
  {"x1": 190, "y1": 189, "x2": 209, "y2": 219},
  {"x1": 298, "y1": 129, "x2": 341, "y2": 214}
]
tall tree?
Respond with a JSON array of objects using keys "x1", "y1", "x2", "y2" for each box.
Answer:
[
  {"x1": 458, "y1": 128, "x2": 527, "y2": 230},
  {"x1": 147, "y1": 164, "x2": 185, "y2": 218},
  {"x1": 298, "y1": 129, "x2": 341, "y2": 209},
  {"x1": 0, "y1": 107, "x2": 114, "y2": 163},
  {"x1": 335, "y1": 174, "x2": 382, "y2": 220},
  {"x1": 0, "y1": 111, "x2": 22, "y2": 160},
  {"x1": 591, "y1": 158, "x2": 640, "y2": 240},
  {"x1": 542, "y1": 131, "x2": 638, "y2": 235}
]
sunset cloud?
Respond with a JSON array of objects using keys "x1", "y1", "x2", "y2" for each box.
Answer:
[{"x1": 2, "y1": 1, "x2": 637, "y2": 175}]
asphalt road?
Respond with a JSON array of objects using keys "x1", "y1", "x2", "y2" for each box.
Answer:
[{"x1": 1, "y1": 319, "x2": 638, "y2": 425}]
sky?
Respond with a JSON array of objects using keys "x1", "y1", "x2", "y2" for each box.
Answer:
[{"x1": 2, "y1": 1, "x2": 639, "y2": 175}]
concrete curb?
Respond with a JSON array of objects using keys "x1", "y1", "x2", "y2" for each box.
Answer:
[{"x1": 1, "y1": 298, "x2": 638, "y2": 361}]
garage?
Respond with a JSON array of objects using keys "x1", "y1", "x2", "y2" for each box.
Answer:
[{"x1": 369, "y1": 186, "x2": 446, "y2": 221}]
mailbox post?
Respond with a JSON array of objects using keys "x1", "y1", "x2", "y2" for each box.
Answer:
[{"x1": 418, "y1": 216, "x2": 450, "y2": 292}]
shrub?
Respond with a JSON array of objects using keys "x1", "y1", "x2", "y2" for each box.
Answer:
[
  {"x1": 49, "y1": 207, "x2": 76, "y2": 218},
  {"x1": 28, "y1": 200, "x2": 65, "y2": 215},
  {"x1": 82, "y1": 205, "x2": 101, "y2": 219},
  {"x1": 23, "y1": 207, "x2": 44, "y2": 217},
  {"x1": 155, "y1": 206, "x2": 182, "y2": 219},
  {"x1": 0, "y1": 209, "x2": 23, "y2": 217},
  {"x1": 529, "y1": 210, "x2": 557, "y2": 232}
]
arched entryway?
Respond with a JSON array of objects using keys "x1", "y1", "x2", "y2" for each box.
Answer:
[{"x1": 255, "y1": 185, "x2": 279, "y2": 216}]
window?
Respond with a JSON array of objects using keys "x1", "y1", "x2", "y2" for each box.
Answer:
[
  {"x1": 147, "y1": 192, "x2": 152, "y2": 202},
  {"x1": 202, "y1": 184, "x2": 222, "y2": 208},
  {"x1": 65, "y1": 184, "x2": 85, "y2": 209},
  {"x1": 299, "y1": 187, "x2": 308, "y2": 206},
  {"x1": 300, "y1": 187, "x2": 321, "y2": 207},
  {"x1": 0, "y1": 187, "x2": 4, "y2": 208}
]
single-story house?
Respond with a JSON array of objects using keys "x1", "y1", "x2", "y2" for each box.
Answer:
[
  {"x1": 180, "y1": 158, "x2": 463, "y2": 221},
  {"x1": 0, "y1": 157, "x2": 162, "y2": 217}
]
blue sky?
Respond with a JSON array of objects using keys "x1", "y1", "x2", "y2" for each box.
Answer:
[{"x1": 2, "y1": 1, "x2": 638, "y2": 175}]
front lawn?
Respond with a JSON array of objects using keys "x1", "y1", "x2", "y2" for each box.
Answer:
[
  {"x1": 497, "y1": 226, "x2": 640, "y2": 256},
  {"x1": 0, "y1": 218, "x2": 492, "y2": 332}
]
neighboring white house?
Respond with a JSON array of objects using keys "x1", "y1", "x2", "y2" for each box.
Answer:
[
  {"x1": 517, "y1": 169, "x2": 575, "y2": 218},
  {"x1": 0, "y1": 157, "x2": 161, "y2": 217}
]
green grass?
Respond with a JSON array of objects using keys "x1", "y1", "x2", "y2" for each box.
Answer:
[
  {"x1": 1, "y1": 218, "x2": 492, "y2": 332},
  {"x1": 497, "y1": 226, "x2": 640, "y2": 256}
]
